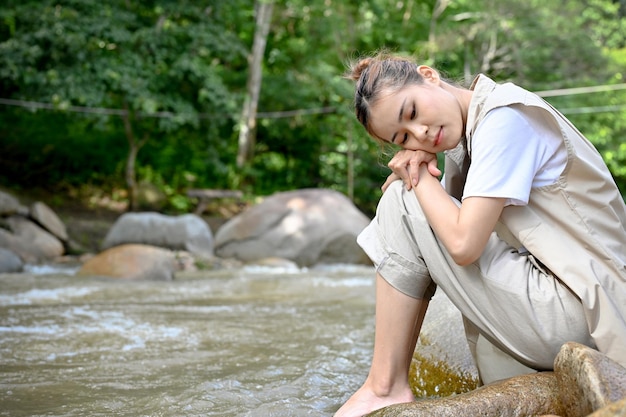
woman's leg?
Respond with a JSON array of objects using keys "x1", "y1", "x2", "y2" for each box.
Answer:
[{"x1": 333, "y1": 273, "x2": 429, "y2": 417}]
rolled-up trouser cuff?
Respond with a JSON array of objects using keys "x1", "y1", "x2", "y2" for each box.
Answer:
[{"x1": 357, "y1": 218, "x2": 436, "y2": 300}]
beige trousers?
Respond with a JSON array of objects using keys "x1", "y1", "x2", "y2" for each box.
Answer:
[{"x1": 357, "y1": 181, "x2": 594, "y2": 383}]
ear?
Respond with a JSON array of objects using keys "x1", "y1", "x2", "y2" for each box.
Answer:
[{"x1": 417, "y1": 65, "x2": 440, "y2": 84}]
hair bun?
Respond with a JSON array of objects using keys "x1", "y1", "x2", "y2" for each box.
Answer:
[{"x1": 346, "y1": 57, "x2": 373, "y2": 81}]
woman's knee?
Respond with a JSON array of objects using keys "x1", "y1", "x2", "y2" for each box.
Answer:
[
  {"x1": 377, "y1": 180, "x2": 405, "y2": 209},
  {"x1": 377, "y1": 180, "x2": 426, "y2": 220}
]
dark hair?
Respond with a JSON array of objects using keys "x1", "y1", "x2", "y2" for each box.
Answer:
[{"x1": 345, "y1": 52, "x2": 425, "y2": 139}]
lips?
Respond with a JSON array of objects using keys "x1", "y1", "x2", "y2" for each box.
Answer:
[{"x1": 434, "y1": 127, "x2": 442, "y2": 147}]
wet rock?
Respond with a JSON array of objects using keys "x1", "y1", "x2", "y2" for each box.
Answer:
[
  {"x1": 369, "y1": 372, "x2": 564, "y2": 417},
  {"x1": 417, "y1": 290, "x2": 478, "y2": 378},
  {"x1": 102, "y1": 212, "x2": 214, "y2": 258},
  {"x1": 555, "y1": 342, "x2": 626, "y2": 417},
  {"x1": 214, "y1": 188, "x2": 371, "y2": 267},
  {"x1": 30, "y1": 201, "x2": 69, "y2": 242},
  {"x1": 409, "y1": 290, "x2": 479, "y2": 398},
  {"x1": 0, "y1": 247, "x2": 23, "y2": 273},
  {"x1": 77, "y1": 243, "x2": 177, "y2": 280}
]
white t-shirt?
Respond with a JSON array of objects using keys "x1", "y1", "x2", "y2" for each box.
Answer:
[{"x1": 462, "y1": 106, "x2": 567, "y2": 206}]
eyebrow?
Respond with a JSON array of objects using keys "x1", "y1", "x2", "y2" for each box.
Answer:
[
  {"x1": 390, "y1": 97, "x2": 407, "y2": 143},
  {"x1": 398, "y1": 97, "x2": 406, "y2": 122}
]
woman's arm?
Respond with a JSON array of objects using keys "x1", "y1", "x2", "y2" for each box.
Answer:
[{"x1": 413, "y1": 163, "x2": 505, "y2": 266}]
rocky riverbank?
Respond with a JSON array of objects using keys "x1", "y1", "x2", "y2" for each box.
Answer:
[
  {"x1": 0, "y1": 187, "x2": 374, "y2": 276},
  {"x1": 0, "y1": 187, "x2": 236, "y2": 273},
  {"x1": 0, "y1": 186, "x2": 235, "y2": 256}
]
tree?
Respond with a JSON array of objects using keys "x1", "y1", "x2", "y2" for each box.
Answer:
[
  {"x1": 0, "y1": 0, "x2": 623, "y2": 216},
  {"x1": 236, "y1": 0, "x2": 274, "y2": 169},
  {"x1": 0, "y1": 0, "x2": 248, "y2": 209}
]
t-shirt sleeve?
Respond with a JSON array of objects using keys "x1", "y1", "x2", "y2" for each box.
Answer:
[{"x1": 462, "y1": 106, "x2": 551, "y2": 206}]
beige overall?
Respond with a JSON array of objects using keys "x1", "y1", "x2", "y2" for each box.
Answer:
[{"x1": 357, "y1": 75, "x2": 626, "y2": 382}]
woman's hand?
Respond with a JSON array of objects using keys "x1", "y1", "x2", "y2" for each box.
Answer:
[{"x1": 382, "y1": 150, "x2": 441, "y2": 192}]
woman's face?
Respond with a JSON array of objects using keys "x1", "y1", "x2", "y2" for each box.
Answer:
[{"x1": 368, "y1": 76, "x2": 466, "y2": 152}]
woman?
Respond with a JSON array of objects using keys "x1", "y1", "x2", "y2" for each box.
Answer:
[{"x1": 334, "y1": 52, "x2": 626, "y2": 417}]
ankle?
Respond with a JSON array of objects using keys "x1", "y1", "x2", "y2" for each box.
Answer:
[{"x1": 365, "y1": 375, "x2": 412, "y2": 399}]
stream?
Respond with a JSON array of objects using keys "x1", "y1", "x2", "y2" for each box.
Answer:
[{"x1": 0, "y1": 264, "x2": 379, "y2": 416}]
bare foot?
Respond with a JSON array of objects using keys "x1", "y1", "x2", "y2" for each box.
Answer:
[{"x1": 333, "y1": 384, "x2": 415, "y2": 417}]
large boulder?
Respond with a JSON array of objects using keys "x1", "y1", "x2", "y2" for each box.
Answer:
[
  {"x1": 0, "y1": 248, "x2": 23, "y2": 273},
  {"x1": 588, "y1": 397, "x2": 626, "y2": 417},
  {"x1": 0, "y1": 190, "x2": 70, "y2": 263},
  {"x1": 214, "y1": 188, "x2": 371, "y2": 267},
  {"x1": 555, "y1": 341, "x2": 626, "y2": 417},
  {"x1": 102, "y1": 212, "x2": 214, "y2": 258},
  {"x1": 30, "y1": 201, "x2": 68, "y2": 242},
  {"x1": 77, "y1": 243, "x2": 177, "y2": 280},
  {"x1": 0, "y1": 190, "x2": 28, "y2": 217},
  {"x1": 370, "y1": 372, "x2": 564, "y2": 417},
  {"x1": 0, "y1": 215, "x2": 64, "y2": 262},
  {"x1": 372, "y1": 342, "x2": 626, "y2": 417},
  {"x1": 411, "y1": 290, "x2": 479, "y2": 397}
]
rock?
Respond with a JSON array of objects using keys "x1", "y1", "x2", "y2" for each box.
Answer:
[
  {"x1": 555, "y1": 341, "x2": 626, "y2": 417},
  {"x1": 371, "y1": 341, "x2": 626, "y2": 417},
  {"x1": 0, "y1": 190, "x2": 28, "y2": 216},
  {"x1": 0, "y1": 228, "x2": 30, "y2": 262},
  {"x1": 214, "y1": 188, "x2": 371, "y2": 267},
  {"x1": 0, "y1": 248, "x2": 23, "y2": 273},
  {"x1": 369, "y1": 372, "x2": 564, "y2": 417},
  {"x1": 587, "y1": 396, "x2": 626, "y2": 416},
  {"x1": 77, "y1": 243, "x2": 177, "y2": 280},
  {"x1": 30, "y1": 201, "x2": 69, "y2": 242},
  {"x1": 415, "y1": 290, "x2": 478, "y2": 387},
  {"x1": 102, "y1": 212, "x2": 214, "y2": 258},
  {"x1": 0, "y1": 191, "x2": 68, "y2": 262},
  {"x1": 1, "y1": 215, "x2": 64, "y2": 262}
]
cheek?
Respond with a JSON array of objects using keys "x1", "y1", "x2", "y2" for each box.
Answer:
[{"x1": 446, "y1": 126, "x2": 464, "y2": 147}]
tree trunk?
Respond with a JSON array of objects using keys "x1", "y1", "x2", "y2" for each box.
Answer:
[
  {"x1": 122, "y1": 102, "x2": 147, "y2": 211},
  {"x1": 428, "y1": 0, "x2": 449, "y2": 62},
  {"x1": 236, "y1": 0, "x2": 274, "y2": 168}
]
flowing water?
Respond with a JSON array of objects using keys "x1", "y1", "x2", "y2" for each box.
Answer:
[{"x1": 0, "y1": 264, "x2": 379, "y2": 416}]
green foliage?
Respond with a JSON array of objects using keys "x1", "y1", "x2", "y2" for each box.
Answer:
[
  {"x1": 0, "y1": 0, "x2": 624, "y2": 215},
  {"x1": 543, "y1": 45, "x2": 626, "y2": 197},
  {"x1": 0, "y1": 0, "x2": 249, "y2": 197},
  {"x1": 0, "y1": 106, "x2": 127, "y2": 187}
]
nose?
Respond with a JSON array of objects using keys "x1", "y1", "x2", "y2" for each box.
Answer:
[{"x1": 409, "y1": 124, "x2": 428, "y2": 141}]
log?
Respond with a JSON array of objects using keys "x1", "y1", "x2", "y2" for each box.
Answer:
[{"x1": 186, "y1": 189, "x2": 243, "y2": 214}]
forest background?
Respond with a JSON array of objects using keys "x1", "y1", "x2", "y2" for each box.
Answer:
[{"x1": 1, "y1": 0, "x2": 625, "y2": 219}]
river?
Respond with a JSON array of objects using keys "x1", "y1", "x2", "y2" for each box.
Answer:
[
  {"x1": 0, "y1": 264, "x2": 379, "y2": 416},
  {"x1": 0, "y1": 262, "x2": 479, "y2": 417}
]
